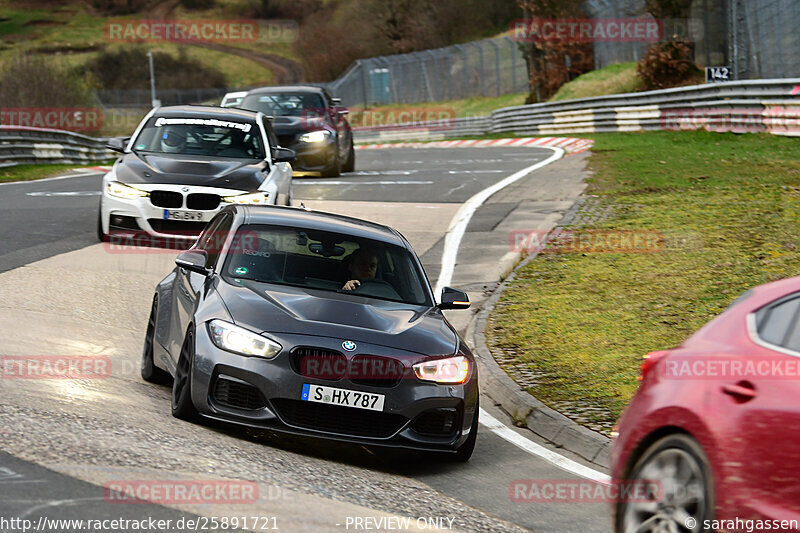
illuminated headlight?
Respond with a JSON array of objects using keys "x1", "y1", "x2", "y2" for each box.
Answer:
[
  {"x1": 208, "y1": 320, "x2": 281, "y2": 358},
  {"x1": 222, "y1": 192, "x2": 270, "y2": 205},
  {"x1": 413, "y1": 356, "x2": 470, "y2": 384},
  {"x1": 299, "y1": 130, "x2": 331, "y2": 143},
  {"x1": 106, "y1": 181, "x2": 149, "y2": 200}
]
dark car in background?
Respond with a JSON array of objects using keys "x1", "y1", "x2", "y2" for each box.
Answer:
[
  {"x1": 232, "y1": 86, "x2": 355, "y2": 177},
  {"x1": 141, "y1": 205, "x2": 479, "y2": 461}
]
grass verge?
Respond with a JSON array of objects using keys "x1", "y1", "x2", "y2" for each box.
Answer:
[
  {"x1": 550, "y1": 62, "x2": 643, "y2": 101},
  {"x1": 0, "y1": 162, "x2": 110, "y2": 183},
  {"x1": 349, "y1": 92, "x2": 529, "y2": 122},
  {"x1": 486, "y1": 131, "x2": 800, "y2": 432}
]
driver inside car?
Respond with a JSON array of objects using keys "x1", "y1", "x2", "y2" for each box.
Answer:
[{"x1": 341, "y1": 248, "x2": 378, "y2": 291}]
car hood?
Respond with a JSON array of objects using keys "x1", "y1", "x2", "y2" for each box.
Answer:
[
  {"x1": 217, "y1": 279, "x2": 457, "y2": 356},
  {"x1": 115, "y1": 152, "x2": 266, "y2": 190}
]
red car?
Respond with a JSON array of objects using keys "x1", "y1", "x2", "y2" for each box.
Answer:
[{"x1": 612, "y1": 276, "x2": 800, "y2": 532}]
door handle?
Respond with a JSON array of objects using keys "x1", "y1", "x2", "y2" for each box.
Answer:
[{"x1": 722, "y1": 381, "x2": 757, "y2": 401}]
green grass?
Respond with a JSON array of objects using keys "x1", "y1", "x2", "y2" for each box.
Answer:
[
  {"x1": 350, "y1": 92, "x2": 529, "y2": 122},
  {"x1": 0, "y1": 162, "x2": 111, "y2": 183},
  {"x1": 550, "y1": 62, "x2": 643, "y2": 101},
  {"x1": 0, "y1": 1, "x2": 292, "y2": 88},
  {"x1": 486, "y1": 131, "x2": 800, "y2": 431}
]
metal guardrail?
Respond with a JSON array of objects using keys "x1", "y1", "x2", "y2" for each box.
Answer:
[
  {"x1": 352, "y1": 116, "x2": 491, "y2": 144},
  {"x1": 354, "y1": 79, "x2": 800, "y2": 143},
  {"x1": 0, "y1": 126, "x2": 115, "y2": 168}
]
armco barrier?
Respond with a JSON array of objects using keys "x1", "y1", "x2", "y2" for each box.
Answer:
[
  {"x1": 353, "y1": 79, "x2": 800, "y2": 143},
  {"x1": 0, "y1": 126, "x2": 115, "y2": 168}
]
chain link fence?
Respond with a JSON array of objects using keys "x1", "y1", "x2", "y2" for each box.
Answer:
[
  {"x1": 324, "y1": 37, "x2": 530, "y2": 108},
  {"x1": 730, "y1": 0, "x2": 800, "y2": 80},
  {"x1": 90, "y1": 0, "x2": 800, "y2": 110}
]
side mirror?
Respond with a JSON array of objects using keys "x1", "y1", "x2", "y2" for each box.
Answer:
[
  {"x1": 176, "y1": 249, "x2": 211, "y2": 276},
  {"x1": 106, "y1": 137, "x2": 128, "y2": 153},
  {"x1": 331, "y1": 98, "x2": 342, "y2": 105},
  {"x1": 438, "y1": 287, "x2": 470, "y2": 310},
  {"x1": 272, "y1": 146, "x2": 297, "y2": 163},
  {"x1": 336, "y1": 107, "x2": 349, "y2": 116}
]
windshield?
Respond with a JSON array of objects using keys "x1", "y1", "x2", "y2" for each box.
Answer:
[
  {"x1": 222, "y1": 224, "x2": 431, "y2": 306},
  {"x1": 240, "y1": 92, "x2": 326, "y2": 117},
  {"x1": 132, "y1": 116, "x2": 265, "y2": 159}
]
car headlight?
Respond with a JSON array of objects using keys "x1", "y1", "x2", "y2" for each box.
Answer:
[
  {"x1": 208, "y1": 320, "x2": 282, "y2": 358},
  {"x1": 222, "y1": 192, "x2": 270, "y2": 205},
  {"x1": 299, "y1": 130, "x2": 332, "y2": 143},
  {"x1": 413, "y1": 356, "x2": 470, "y2": 384},
  {"x1": 106, "y1": 181, "x2": 149, "y2": 200}
]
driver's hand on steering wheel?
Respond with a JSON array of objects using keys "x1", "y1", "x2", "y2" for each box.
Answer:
[{"x1": 342, "y1": 279, "x2": 360, "y2": 291}]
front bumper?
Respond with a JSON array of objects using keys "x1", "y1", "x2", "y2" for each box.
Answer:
[
  {"x1": 100, "y1": 182, "x2": 278, "y2": 240},
  {"x1": 189, "y1": 327, "x2": 479, "y2": 452},
  {"x1": 287, "y1": 139, "x2": 338, "y2": 174}
]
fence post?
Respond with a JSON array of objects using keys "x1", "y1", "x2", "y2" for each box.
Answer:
[
  {"x1": 454, "y1": 44, "x2": 469, "y2": 99},
  {"x1": 487, "y1": 39, "x2": 502, "y2": 96},
  {"x1": 506, "y1": 37, "x2": 517, "y2": 93},
  {"x1": 358, "y1": 60, "x2": 369, "y2": 108},
  {"x1": 468, "y1": 42, "x2": 486, "y2": 97}
]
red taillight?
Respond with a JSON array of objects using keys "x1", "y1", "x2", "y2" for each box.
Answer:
[{"x1": 638, "y1": 350, "x2": 670, "y2": 382}]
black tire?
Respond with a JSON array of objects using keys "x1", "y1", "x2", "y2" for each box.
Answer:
[
  {"x1": 617, "y1": 434, "x2": 714, "y2": 533},
  {"x1": 450, "y1": 399, "x2": 479, "y2": 462},
  {"x1": 171, "y1": 328, "x2": 199, "y2": 421},
  {"x1": 141, "y1": 296, "x2": 170, "y2": 384},
  {"x1": 321, "y1": 151, "x2": 342, "y2": 178},
  {"x1": 342, "y1": 140, "x2": 355, "y2": 173}
]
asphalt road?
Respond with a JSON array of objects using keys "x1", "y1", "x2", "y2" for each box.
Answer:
[{"x1": 0, "y1": 148, "x2": 610, "y2": 533}]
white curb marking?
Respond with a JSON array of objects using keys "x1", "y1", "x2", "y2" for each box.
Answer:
[
  {"x1": 433, "y1": 147, "x2": 564, "y2": 296},
  {"x1": 480, "y1": 409, "x2": 611, "y2": 484}
]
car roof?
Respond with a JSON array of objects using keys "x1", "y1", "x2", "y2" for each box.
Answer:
[
  {"x1": 153, "y1": 105, "x2": 260, "y2": 122},
  {"x1": 233, "y1": 206, "x2": 406, "y2": 247},
  {"x1": 245, "y1": 86, "x2": 325, "y2": 96}
]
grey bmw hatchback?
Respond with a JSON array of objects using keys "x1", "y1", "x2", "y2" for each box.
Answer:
[{"x1": 141, "y1": 205, "x2": 479, "y2": 461}]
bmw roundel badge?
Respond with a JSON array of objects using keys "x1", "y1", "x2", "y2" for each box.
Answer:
[{"x1": 342, "y1": 340, "x2": 357, "y2": 351}]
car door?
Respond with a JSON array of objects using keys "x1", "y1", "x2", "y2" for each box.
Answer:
[
  {"x1": 262, "y1": 117, "x2": 292, "y2": 202},
  {"x1": 323, "y1": 89, "x2": 349, "y2": 160},
  {"x1": 169, "y1": 214, "x2": 232, "y2": 363},
  {"x1": 735, "y1": 293, "x2": 800, "y2": 521}
]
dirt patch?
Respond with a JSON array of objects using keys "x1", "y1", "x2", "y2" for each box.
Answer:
[
  {"x1": 24, "y1": 19, "x2": 66, "y2": 27},
  {"x1": 34, "y1": 44, "x2": 105, "y2": 54}
]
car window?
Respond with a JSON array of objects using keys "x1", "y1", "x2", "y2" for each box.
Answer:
[
  {"x1": 197, "y1": 213, "x2": 233, "y2": 269},
  {"x1": 133, "y1": 116, "x2": 265, "y2": 159},
  {"x1": 223, "y1": 224, "x2": 431, "y2": 306},
  {"x1": 755, "y1": 294, "x2": 800, "y2": 351},
  {"x1": 240, "y1": 93, "x2": 326, "y2": 118}
]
